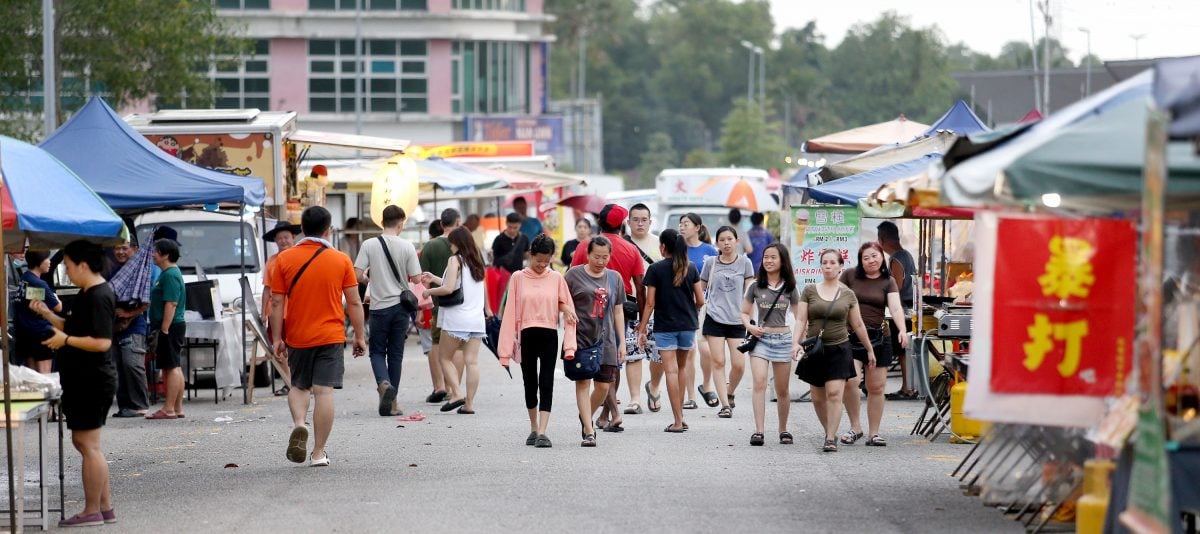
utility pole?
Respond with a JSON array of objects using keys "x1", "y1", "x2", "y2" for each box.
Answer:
[
  {"x1": 1028, "y1": 0, "x2": 1042, "y2": 113},
  {"x1": 578, "y1": 27, "x2": 587, "y2": 100},
  {"x1": 1079, "y1": 27, "x2": 1092, "y2": 96},
  {"x1": 1038, "y1": 0, "x2": 1052, "y2": 114},
  {"x1": 1131, "y1": 33, "x2": 1146, "y2": 59},
  {"x1": 757, "y1": 46, "x2": 765, "y2": 113}
]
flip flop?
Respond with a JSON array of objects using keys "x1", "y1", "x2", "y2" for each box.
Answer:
[
  {"x1": 602, "y1": 421, "x2": 625, "y2": 433},
  {"x1": 663, "y1": 424, "x2": 685, "y2": 433},
  {"x1": 440, "y1": 398, "x2": 466, "y2": 412},
  {"x1": 623, "y1": 403, "x2": 643, "y2": 415},
  {"x1": 145, "y1": 410, "x2": 176, "y2": 420},
  {"x1": 698, "y1": 386, "x2": 719, "y2": 407},
  {"x1": 644, "y1": 382, "x2": 662, "y2": 413}
]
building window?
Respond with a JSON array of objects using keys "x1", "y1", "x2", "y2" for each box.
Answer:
[
  {"x1": 216, "y1": 0, "x2": 270, "y2": 8},
  {"x1": 308, "y1": 39, "x2": 428, "y2": 113},
  {"x1": 211, "y1": 39, "x2": 271, "y2": 109},
  {"x1": 451, "y1": 0, "x2": 524, "y2": 10},
  {"x1": 451, "y1": 41, "x2": 529, "y2": 115},
  {"x1": 309, "y1": 0, "x2": 426, "y2": 10}
]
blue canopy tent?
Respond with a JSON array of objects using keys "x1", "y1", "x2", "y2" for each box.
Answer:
[
  {"x1": 924, "y1": 100, "x2": 990, "y2": 136},
  {"x1": 807, "y1": 153, "x2": 941, "y2": 205},
  {"x1": 40, "y1": 97, "x2": 265, "y2": 209}
]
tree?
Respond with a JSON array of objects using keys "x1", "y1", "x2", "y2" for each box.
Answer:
[
  {"x1": 637, "y1": 132, "x2": 678, "y2": 188},
  {"x1": 987, "y1": 39, "x2": 1074, "y2": 70},
  {"x1": 682, "y1": 148, "x2": 719, "y2": 168},
  {"x1": 0, "y1": 1, "x2": 247, "y2": 139},
  {"x1": 826, "y1": 12, "x2": 960, "y2": 126},
  {"x1": 770, "y1": 22, "x2": 841, "y2": 143},
  {"x1": 718, "y1": 98, "x2": 787, "y2": 170}
]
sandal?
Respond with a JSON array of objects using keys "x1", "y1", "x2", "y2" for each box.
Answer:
[
  {"x1": 717, "y1": 406, "x2": 733, "y2": 418},
  {"x1": 840, "y1": 430, "x2": 864, "y2": 445},
  {"x1": 698, "y1": 386, "x2": 719, "y2": 407},
  {"x1": 664, "y1": 424, "x2": 686, "y2": 433},
  {"x1": 822, "y1": 439, "x2": 838, "y2": 452},
  {"x1": 885, "y1": 389, "x2": 920, "y2": 401},
  {"x1": 623, "y1": 403, "x2": 643, "y2": 415},
  {"x1": 645, "y1": 382, "x2": 662, "y2": 412},
  {"x1": 683, "y1": 400, "x2": 698, "y2": 410},
  {"x1": 602, "y1": 421, "x2": 625, "y2": 433},
  {"x1": 750, "y1": 432, "x2": 764, "y2": 446},
  {"x1": 145, "y1": 410, "x2": 176, "y2": 420},
  {"x1": 581, "y1": 434, "x2": 596, "y2": 447},
  {"x1": 780, "y1": 432, "x2": 794, "y2": 445},
  {"x1": 865, "y1": 435, "x2": 888, "y2": 447}
]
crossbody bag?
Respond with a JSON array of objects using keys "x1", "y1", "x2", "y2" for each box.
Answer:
[
  {"x1": 375, "y1": 236, "x2": 419, "y2": 312},
  {"x1": 564, "y1": 271, "x2": 614, "y2": 381},
  {"x1": 736, "y1": 284, "x2": 786, "y2": 354}
]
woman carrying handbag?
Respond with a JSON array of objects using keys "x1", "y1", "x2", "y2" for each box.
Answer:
[
  {"x1": 794, "y1": 249, "x2": 877, "y2": 453},
  {"x1": 739, "y1": 243, "x2": 803, "y2": 446},
  {"x1": 423, "y1": 228, "x2": 493, "y2": 415},
  {"x1": 837, "y1": 242, "x2": 910, "y2": 447},
  {"x1": 565, "y1": 236, "x2": 627, "y2": 447}
]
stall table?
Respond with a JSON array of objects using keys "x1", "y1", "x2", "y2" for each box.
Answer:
[
  {"x1": 185, "y1": 314, "x2": 243, "y2": 402},
  {"x1": 0, "y1": 399, "x2": 64, "y2": 531}
]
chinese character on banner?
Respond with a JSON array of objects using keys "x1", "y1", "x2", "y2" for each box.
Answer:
[
  {"x1": 990, "y1": 218, "x2": 1136, "y2": 396},
  {"x1": 800, "y1": 249, "x2": 815, "y2": 265}
]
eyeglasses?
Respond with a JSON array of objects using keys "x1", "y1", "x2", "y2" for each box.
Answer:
[{"x1": 629, "y1": 217, "x2": 650, "y2": 224}]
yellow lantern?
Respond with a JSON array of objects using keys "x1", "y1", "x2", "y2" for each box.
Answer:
[{"x1": 370, "y1": 155, "x2": 419, "y2": 226}]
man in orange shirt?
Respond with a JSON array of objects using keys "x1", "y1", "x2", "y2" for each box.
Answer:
[{"x1": 268, "y1": 207, "x2": 367, "y2": 467}]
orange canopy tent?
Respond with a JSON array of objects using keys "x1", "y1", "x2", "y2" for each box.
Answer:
[{"x1": 803, "y1": 114, "x2": 931, "y2": 154}]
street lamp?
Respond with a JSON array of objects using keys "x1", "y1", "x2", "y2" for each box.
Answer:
[
  {"x1": 740, "y1": 40, "x2": 756, "y2": 105},
  {"x1": 1078, "y1": 27, "x2": 1091, "y2": 96},
  {"x1": 755, "y1": 46, "x2": 765, "y2": 112},
  {"x1": 1131, "y1": 33, "x2": 1146, "y2": 59}
]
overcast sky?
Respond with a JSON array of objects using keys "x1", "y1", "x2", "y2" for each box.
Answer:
[{"x1": 769, "y1": 0, "x2": 1200, "y2": 63}]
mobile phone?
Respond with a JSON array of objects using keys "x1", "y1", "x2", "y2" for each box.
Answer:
[{"x1": 25, "y1": 287, "x2": 45, "y2": 301}]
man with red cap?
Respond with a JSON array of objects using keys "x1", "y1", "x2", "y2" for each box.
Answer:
[{"x1": 571, "y1": 204, "x2": 644, "y2": 431}]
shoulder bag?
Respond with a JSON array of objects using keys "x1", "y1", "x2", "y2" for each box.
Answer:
[
  {"x1": 849, "y1": 280, "x2": 887, "y2": 359},
  {"x1": 736, "y1": 284, "x2": 786, "y2": 354},
  {"x1": 795, "y1": 286, "x2": 841, "y2": 382},
  {"x1": 432, "y1": 255, "x2": 465, "y2": 308},
  {"x1": 287, "y1": 246, "x2": 329, "y2": 298},
  {"x1": 564, "y1": 271, "x2": 613, "y2": 381},
  {"x1": 376, "y1": 236, "x2": 419, "y2": 313}
]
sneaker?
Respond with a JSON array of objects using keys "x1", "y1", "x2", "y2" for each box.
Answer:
[
  {"x1": 286, "y1": 425, "x2": 309, "y2": 463},
  {"x1": 59, "y1": 512, "x2": 104, "y2": 528},
  {"x1": 309, "y1": 452, "x2": 330, "y2": 467},
  {"x1": 101, "y1": 509, "x2": 117, "y2": 524}
]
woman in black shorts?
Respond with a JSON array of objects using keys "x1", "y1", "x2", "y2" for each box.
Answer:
[
  {"x1": 31, "y1": 240, "x2": 119, "y2": 527},
  {"x1": 838, "y1": 242, "x2": 910, "y2": 447}
]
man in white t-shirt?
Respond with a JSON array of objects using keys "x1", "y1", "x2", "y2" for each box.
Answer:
[
  {"x1": 623, "y1": 203, "x2": 664, "y2": 415},
  {"x1": 354, "y1": 205, "x2": 422, "y2": 417}
]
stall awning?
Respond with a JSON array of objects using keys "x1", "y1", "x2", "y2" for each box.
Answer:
[
  {"x1": 809, "y1": 154, "x2": 941, "y2": 205},
  {"x1": 923, "y1": 100, "x2": 990, "y2": 136},
  {"x1": 289, "y1": 130, "x2": 410, "y2": 153},
  {"x1": 804, "y1": 115, "x2": 931, "y2": 154}
]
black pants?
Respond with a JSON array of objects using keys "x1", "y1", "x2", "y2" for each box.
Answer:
[{"x1": 520, "y1": 327, "x2": 558, "y2": 412}]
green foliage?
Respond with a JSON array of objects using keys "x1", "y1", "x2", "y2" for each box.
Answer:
[
  {"x1": 718, "y1": 98, "x2": 787, "y2": 170},
  {"x1": 682, "y1": 148, "x2": 718, "y2": 168},
  {"x1": 0, "y1": 0, "x2": 247, "y2": 140},
  {"x1": 637, "y1": 132, "x2": 678, "y2": 188}
]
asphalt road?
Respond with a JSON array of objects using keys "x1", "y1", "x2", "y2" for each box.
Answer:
[{"x1": 7, "y1": 339, "x2": 1020, "y2": 533}]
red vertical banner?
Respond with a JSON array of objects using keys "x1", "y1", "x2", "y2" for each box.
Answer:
[{"x1": 990, "y1": 217, "x2": 1136, "y2": 396}]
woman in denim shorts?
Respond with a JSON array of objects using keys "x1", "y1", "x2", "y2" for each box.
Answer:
[
  {"x1": 740, "y1": 244, "x2": 803, "y2": 447},
  {"x1": 637, "y1": 229, "x2": 704, "y2": 433}
]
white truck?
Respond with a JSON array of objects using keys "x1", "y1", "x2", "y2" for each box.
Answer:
[{"x1": 654, "y1": 167, "x2": 772, "y2": 234}]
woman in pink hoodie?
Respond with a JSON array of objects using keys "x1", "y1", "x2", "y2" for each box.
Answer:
[{"x1": 498, "y1": 234, "x2": 577, "y2": 448}]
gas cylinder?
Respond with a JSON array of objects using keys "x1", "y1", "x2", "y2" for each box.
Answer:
[
  {"x1": 950, "y1": 380, "x2": 987, "y2": 442},
  {"x1": 1075, "y1": 459, "x2": 1116, "y2": 534}
]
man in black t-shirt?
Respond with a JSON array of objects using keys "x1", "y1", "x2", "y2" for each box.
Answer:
[{"x1": 491, "y1": 212, "x2": 530, "y2": 273}]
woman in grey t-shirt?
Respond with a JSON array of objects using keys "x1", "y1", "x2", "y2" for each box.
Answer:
[
  {"x1": 739, "y1": 243, "x2": 804, "y2": 447},
  {"x1": 700, "y1": 226, "x2": 755, "y2": 418},
  {"x1": 564, "y1": 237, "x2": 627, "y2": 447}
]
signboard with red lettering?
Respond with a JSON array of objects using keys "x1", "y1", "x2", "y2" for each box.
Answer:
[
  {"x1": 989, "y1": 217, "x2": 1136, "y2": 396},
  {"x1": 789, "y1": 206, "x2": 860, "y2": 286}
]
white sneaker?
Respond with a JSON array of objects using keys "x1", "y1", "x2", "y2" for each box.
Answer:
[{"x1": 309, "y1": 452, "x2": 330, "y2": 467}]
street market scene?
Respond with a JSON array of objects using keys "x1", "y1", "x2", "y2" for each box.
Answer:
[{"x1": 1, "y1": 0, "x2": 1199, "y2": 532}]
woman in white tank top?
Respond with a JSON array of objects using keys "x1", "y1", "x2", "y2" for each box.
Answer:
[{"x1": 423, "y1": 227, "x2": 492, "y2": 414}]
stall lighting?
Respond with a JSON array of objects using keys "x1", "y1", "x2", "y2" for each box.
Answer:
[
  {"x1": 371, "y1": 155, "x2": 419, "y2": 225},
  {"x1": 1041, "y1": 193, "x2": 1062, "y2": 208}
]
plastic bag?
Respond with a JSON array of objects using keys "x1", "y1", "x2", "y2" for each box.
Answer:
[{"x1": 3, "y1": 364, "x2": 61, "y2": 399}]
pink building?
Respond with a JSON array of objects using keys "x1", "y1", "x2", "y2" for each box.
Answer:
[{"x1": 212, "y1": 0, "x2": 553, "y2": 142}]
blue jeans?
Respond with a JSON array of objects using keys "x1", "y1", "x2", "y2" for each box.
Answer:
[{"x1": 368, "y1": 303, "x2": 409, "y2": 387}]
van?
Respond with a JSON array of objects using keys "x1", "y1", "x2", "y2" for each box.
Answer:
[
  {"x1": 134, "y1": 210, "x2": 265, "y2": 306},
  {"x1": 655, "y1": 168, "x2": 772, "y2": 235}
]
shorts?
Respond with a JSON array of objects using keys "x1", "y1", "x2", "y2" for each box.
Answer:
[
  {"x1": 444, "y1": 330, "x2": 485, "y2": 342},
  {"x1": 625, "y1": 319, "x2": 660, "y2": 363},
  {"x1": 60, "y1": 373, "x2": 116, "y2": 431},
  {"x1": 653, "y1": 330, "x2": 695, "y2": 352},
  {"x1": 288, "y1": 343, "x2": 345, "y2": 389},
  {"x1": 750, "y1": 331, "x2": 795, "y2": 363},
  {"x1": 594, "y1": 364, "x2": 619, "y2": 384},
  {"x1": 156, "y1": 322, "x2": 186, "y2": 370},
  {"x1": 419, "y1": 328, "x2": 433, "y2": 354},
  {"x1": 15, "y1": 330, "x2": 54, "y2": 362},
  {"x1": 702, "y1": 316, "x2": 746, "y2": 339},
  {"x1": 852, "y1": 326, "x2": 895, "y2": 368}
]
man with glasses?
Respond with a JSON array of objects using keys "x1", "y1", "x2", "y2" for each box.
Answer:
[{"x1": 621, "y1": 204, "x2": 663, "y2": 415}]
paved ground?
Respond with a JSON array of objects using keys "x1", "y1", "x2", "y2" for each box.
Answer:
[{"x1": 5, "y1": 338, "x2": 1020, "y2": 532}]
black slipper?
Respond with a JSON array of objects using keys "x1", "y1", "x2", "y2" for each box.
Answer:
[
  {"x1": 698, "y1": 386, "x2": 719, "y2": 407},
  {"x1": 456, "y1": 407, "x2": 475, "y2": 415},
  {"x1": 602, "y1": 422, "x2": 625, "y2": 433},
  {"x1": 664, "y1": 424, "x2": 685, "y2": 433},
  {"x1": 440, "y1": 398, "x2": 466, "y2": 412}
]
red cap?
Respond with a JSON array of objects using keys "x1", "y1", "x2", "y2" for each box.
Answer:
[{"x1": 601, "y1": 204, "x2": 628, "y2": 230}]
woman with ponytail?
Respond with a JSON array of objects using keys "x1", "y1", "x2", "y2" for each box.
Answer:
[{"x1": 637, "y1": 229, "x2": 705, "y2": 433}]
